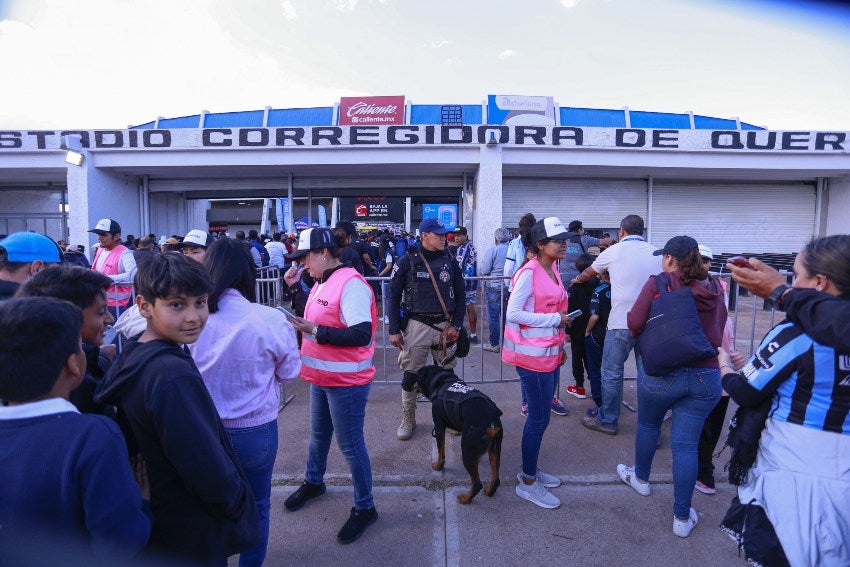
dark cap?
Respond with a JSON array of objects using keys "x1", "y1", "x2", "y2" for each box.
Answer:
[
  {"x1": 452, "y1": 226, "x2": 468, "y2": 235},
  {"x1": 530, "y1": 217, "x2": 570, "y2": 242},
  {"x1": 568, "y1": 220, "x2": 583, "y2": 232},
  {"x1": 419, "y1": 218, "x2": 450, "y2": 235},
  {"x1": 653, "y1": 235, "x2": 699, "y2": 259},
  {"x1": 88, "y1": 218, "x2": 121, "y2": 235},
  {"x1": 287, "y1": 228, "x2": 338, "y2": 260}
]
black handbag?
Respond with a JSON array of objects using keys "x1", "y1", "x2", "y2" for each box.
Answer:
[{"x1": 636, "y1": 273, "x2": 716, "y2": 376}]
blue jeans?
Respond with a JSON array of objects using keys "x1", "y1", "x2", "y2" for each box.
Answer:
[
  {"x1": 226, "y1": 419, "x2": 278, "y2": 567},
  {"x1": 306, "y1": 383, "x2": 374, "y2": 510},
  {"x1": 584, "y1": 334, "x2": 604, "y2": 407},
  {"x1": 597, "y1": 329, "x2": 641, "y2": 429},
  {"x1": 517, "y1": 367, "x2": 556, "y2": 477},
  {"x1": 485, "y1": 287, "x2": 506, "y2": 347},
  {"x1": 520, "y1": 366, "x2": 560, "y2": 405},
  {"x1": 634, "y1": 367, "x2": 722, "y2": 519}
]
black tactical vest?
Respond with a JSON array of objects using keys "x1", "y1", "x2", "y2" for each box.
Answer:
[
  {"x1": 403, "y1": 251, "x2": 456, "y2": 315},
  {"x1": 431, "y1": 380, "x2": 503, "y2": 431}
]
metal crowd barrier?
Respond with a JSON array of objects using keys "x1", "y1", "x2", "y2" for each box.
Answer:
[{"x1": 109, "y1": 269, "x2": 787, "y2": 385}]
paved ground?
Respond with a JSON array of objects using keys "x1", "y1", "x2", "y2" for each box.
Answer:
[{"x1": 246, "y1": 352, "x2": 746, "y2": 567}]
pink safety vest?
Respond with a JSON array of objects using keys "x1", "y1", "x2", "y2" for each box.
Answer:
[
  {"x1": 501, "y1": 258, "x2": 568, "y2": 372},
  {"x1": 93, "y1": 245, "x2": 133, "y2": 307},
  {"x1": 301, "y1": 267, "x2": 377, "y2": 386}
]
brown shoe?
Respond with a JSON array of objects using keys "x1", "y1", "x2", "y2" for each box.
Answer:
[{"x1": 581, "y1": 415, "x2": 617, "y2": 435}]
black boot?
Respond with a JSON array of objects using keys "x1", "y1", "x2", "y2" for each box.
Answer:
[
  {"x1": 284, "y1": 481, "x2": 326, "y2": 512},
  {"x1": 337, "y1": 507, "x2": 378, "y2": 544}
]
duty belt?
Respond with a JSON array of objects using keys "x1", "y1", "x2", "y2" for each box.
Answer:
[{"x1": 409, "y1": 313, "x2": 446, "y2": 324}]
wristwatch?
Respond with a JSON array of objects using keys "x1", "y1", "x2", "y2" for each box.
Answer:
[{"x1": 767, "y1": 284, "x2": 791, "y2": 310}]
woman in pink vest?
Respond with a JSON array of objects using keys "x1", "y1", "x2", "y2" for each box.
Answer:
[
  {"x1": 285, "y1": 228, "x2": 379, "y2": 545},
  {"x1": 503, "y1": 217, "x2": 571, "y2": 509}
]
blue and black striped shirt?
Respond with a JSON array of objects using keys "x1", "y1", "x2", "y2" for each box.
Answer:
[{"x1": 724, "y1": 320, "x2": 850, "y2": 435}]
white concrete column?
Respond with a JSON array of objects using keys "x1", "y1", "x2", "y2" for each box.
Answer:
[
  {"x1": 825, "y1": 176, "x2": 850, "y2": 235},
  {"x1": 67, "y1": 157, "x2": 141, "y2": 252},
  {"x1": 472, "y1": 144, "x2": 503, "y2": 262}
]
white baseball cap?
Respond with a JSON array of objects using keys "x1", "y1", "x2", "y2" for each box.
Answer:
[
  {"x1": 180, "y1": 229, "x2": 214, "y2": 248},
  {"x1": 530, "y1": 217, "x2": 570, "y2": 242}
]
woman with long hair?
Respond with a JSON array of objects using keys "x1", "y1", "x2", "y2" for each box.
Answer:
[
  {"x1": 283, "y1": 228, "x2": 379, "y2": 545},
  {"x1": 190, "y1": 238, "x2": 301, "y2": 567},
  {"x1": 502, "y1": 217, "x2": 571, "y2": 509},
  {"x1": 720, "y1": 235, "x2": 850, "y2": 565},
  {"x1": 622, "y1": 235, "x2": 727, "y2": 537}
]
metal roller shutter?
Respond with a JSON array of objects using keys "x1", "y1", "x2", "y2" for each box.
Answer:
[
  {"x1": 650, "y1": 182, "x2": 816, "y2": 254},
  {"x1": 502, "y1": 178, "x2": 647, "y2": 229}
]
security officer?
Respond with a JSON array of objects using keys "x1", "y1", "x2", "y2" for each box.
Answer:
[{"x1": 387, "y1": 218, "x2": 466, "y2": 441}]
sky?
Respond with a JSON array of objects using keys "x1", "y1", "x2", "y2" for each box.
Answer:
[{"x1": 1, "y1": 0, "x2": 849, "y2": 131}]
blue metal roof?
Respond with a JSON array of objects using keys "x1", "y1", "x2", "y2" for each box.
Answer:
[{"x1": 132, "y1": 104, "x2": 762, "y2": 130}]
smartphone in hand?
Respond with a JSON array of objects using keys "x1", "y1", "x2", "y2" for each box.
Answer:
[
  {"x1": 567, "y1": 309, "x2": 583, "y2": 318},
  {"x1": 727, "y1": 256, "x2": 756, "y2": 270},
  {"x1": 277, "y1": 306, "x2": 297, "y2": 319}
]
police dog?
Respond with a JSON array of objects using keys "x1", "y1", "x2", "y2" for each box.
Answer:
[{"x1": 406, "y1": 365, "x2": 503, "y2": 504}]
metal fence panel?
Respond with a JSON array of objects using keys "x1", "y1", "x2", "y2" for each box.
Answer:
[{"x1": 108, "y1": 269, "x2": 787, "y2": 384}]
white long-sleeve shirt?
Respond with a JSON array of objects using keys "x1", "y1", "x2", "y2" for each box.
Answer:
[{"x1": 506, "y1": 268, "x2": 562, "y2": 329}]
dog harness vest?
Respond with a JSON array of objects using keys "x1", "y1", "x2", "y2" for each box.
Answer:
[
  {"x1": 502, "y1": 257, "x2": 567, "y2": 372},
  {"x1": 301, "y1": 266, "x2": 377, "y2": 386},
  {"x1": 403, "y1": 251, "x2": 456, "y2": 315},
  {"x1": 431, "y1": 380, "x2": 502, "y2": 431},
  {"x1": 92, "y1": 244, "x2": 133, "y2": 307}
]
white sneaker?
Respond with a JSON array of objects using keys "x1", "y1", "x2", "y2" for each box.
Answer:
[
  {"x1": 515, "y1": 475, "x2": 560, "y2": 509},
  {"x1": 517, "y1": 471, "x2": 560, "y2": 489},
  {"x1": 673, "y1": 507, "x2": 699, "y2": 537},
  {"x1": 617, "y1": 464, "x2": 651, "y2": 496}
]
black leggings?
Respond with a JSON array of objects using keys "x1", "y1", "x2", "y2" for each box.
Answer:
[{"x1": 697, "y1": 396, "x2": 730, "y2": 487}]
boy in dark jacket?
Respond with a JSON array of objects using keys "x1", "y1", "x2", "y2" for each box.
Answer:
[
  {"x1": 17, "y1": 265, "x2": 116, "y2": 414},
  {"x1": 584, "y1": 271, "x2": 611, "y2": 413},
  {"x1": 565, "y1": 253, "x2": 598, "y2": 400},
  {"x1": 0, "y1": 297, "x2": 152, "y2": 565},
  {"x1": 95, "y1": 253, "x2": 259, "y2": 565}
]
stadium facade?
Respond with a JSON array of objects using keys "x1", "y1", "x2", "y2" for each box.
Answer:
[{"x1": 1, "y1": 94, "x2": 848, "y2": 257}]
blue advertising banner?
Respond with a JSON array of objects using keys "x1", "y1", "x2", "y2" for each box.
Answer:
[
  {"x1": 317, "y1": 205, "x2": 327, "y2": 227},
  {"x1": 487, "y1": 94, "x2": 556, "y2": 126},
  {"x1": 422, "y1": 203, "x2": 458, "y2": 231},
  {"x1": 281, "y1": 198, "x2": 290, "y2": 233},
  {"x1": 275, "y1": 198, "x2": 284, "y2": 232}
]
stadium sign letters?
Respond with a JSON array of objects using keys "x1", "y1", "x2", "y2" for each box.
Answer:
[{"x1": 0, "y1": 126, "x2": 846, "y2": 152}]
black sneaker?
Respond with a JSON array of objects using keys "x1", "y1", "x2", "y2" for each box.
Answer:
[
  {"x1": 336, "y1": 506, "x2": 378, "y2": 544},
  {"x1": 284, "y1": 481, "x2": 326, "y2": 512}
]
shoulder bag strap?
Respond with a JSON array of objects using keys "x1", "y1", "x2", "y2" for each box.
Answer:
[
  {"x1": 420, "y1": 256, "x2": 454, "y2": 357},
  {"x1": 421, "y1": 256, "x2": 452, "y2": 321}
]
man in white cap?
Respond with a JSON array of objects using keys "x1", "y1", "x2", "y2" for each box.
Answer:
[
  {"x1": 178, "y1": 229, "x2": 215, "y2": 264},
  {"x1": 0, "y1": 232, "x2": 61, "y2": 300},
  {"x1": 88, "y1": 218, "x2": 136, "y2": 318}
]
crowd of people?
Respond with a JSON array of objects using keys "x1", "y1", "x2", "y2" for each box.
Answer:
[{"x1": 0, "y1": 211, "x2": 847, "y2": 565}]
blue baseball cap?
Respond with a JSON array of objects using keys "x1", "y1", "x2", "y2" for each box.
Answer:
[
  {"x1": 419, "y1": 218, "x2": 450, "y2": 235},
  {"x1": 0, "y1": 232, "x2": 61, "y2": 263}
]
